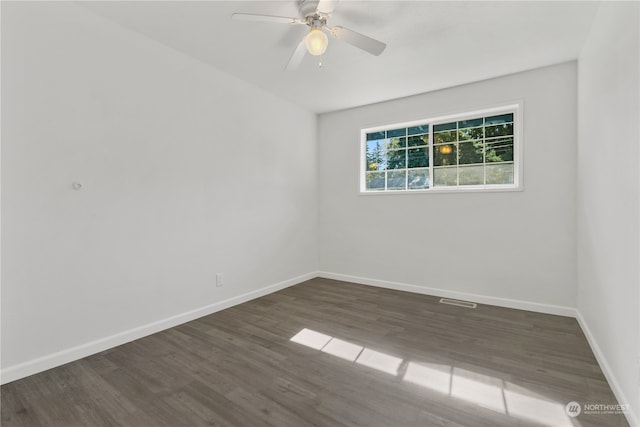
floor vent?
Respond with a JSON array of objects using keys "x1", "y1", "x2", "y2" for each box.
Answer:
[{"x1": 439, "y1": 298, "x2": 477, "y2": 309}]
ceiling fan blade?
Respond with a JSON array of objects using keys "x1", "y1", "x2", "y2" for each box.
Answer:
[
  {"x1": 328, "y1": 26, "x2": 386, "y2": 56},
  {"x1": 231, "y1": 13, "x2": 303, "y2": 25},
  {"x1": 285, "y1": 39, "x2": 307, "y2": 71},
  {"x1": 317, "y1": 0, "x2": 338, "y2": 15}
]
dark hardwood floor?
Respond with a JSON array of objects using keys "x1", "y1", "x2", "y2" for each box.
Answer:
[{"x1": 1, "y1": 278, "x2": 629, "y2": 426}]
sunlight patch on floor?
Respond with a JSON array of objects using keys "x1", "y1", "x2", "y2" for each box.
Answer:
[
  {"x1": 403, "y1": 361, "x2": 576, "y2": 427},
  {"x1": 290, "y1": 328, "x2": 332, "y2": 350},
  {"x1": 355, "y1": 348, "x2": 402, "y2": 375},
  {"x1": 504, "y1": 383, "x2": 575, "y2": 427},
  {"x1": 290, "y1": 327, "x2": 579, "y2": 427},
  {"x1": 404, "y1": 362, "x2": 451, "y2": 394},
  {"x1": 321, "y1": 338, "x2": 363, "y2": 362},
  {"x1": 451, "y1": 368, "x2": 506, "y2": 414}
]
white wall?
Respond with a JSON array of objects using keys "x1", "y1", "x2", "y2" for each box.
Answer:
[
  {"x1": 1, "y1": 2, "x2": 317, "y2": 379},
  {"x1": 577, "y1": 2, "x2": 640, "y2": 424},
  {"x1": 318, "y1": 62, "x2": 578, "y2": 310},
  {"x1": 3, "y1": 5, "x2": 637, "y2": 422}
]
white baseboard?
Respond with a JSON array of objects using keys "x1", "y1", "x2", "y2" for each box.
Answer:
[
  {"x1": 575, "y1": 311, "x2": 639, "y2": 427},
  {"x1": 317, "y1": 271, "x2": 577, "y2": 317},
  {"x1": 0, "y1": 271, "x2": 318, "y2": 385}
]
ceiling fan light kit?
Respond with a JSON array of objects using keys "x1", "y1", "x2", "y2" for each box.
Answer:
[
  {"x1": 305, "y1": 28, "x2": 328, "y2": 56},
  {"x1": 232, "y1": 0, "x2": 386, "y2": 70}
]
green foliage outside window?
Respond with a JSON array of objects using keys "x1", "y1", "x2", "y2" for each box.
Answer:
[{"x1": 364, "y1": 111, "x2": 515, "y2": 191}]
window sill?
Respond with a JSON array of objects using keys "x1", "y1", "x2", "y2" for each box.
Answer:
[{"x1": 358, "y1": 185, "x2": 523, "y2": 196}]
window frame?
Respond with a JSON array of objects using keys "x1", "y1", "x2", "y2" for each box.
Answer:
[{"x1": 359, "y1": 103, "x2": 523, "y2": 194}]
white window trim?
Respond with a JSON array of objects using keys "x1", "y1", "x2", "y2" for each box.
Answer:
[{"x1": 359, "y1": 103, "x2": 523, "y2": 195}]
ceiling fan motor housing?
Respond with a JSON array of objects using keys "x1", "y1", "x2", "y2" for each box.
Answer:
[{"x1": 298, "y1": 0, "x2": 322, "y2": 19}]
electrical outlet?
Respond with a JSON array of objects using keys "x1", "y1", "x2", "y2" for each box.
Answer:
[{"x1": 216, "y1": 273, "x2": 224, "y2": 287}]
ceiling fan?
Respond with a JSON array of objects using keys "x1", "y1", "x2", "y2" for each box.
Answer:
[{"x1": 232, "y1": 0, "x2": 387, "y2": 71}]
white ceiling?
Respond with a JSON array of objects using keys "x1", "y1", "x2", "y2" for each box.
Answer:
[{"x1": 80, "y1": 1, "x2": 599, "y2": 113}]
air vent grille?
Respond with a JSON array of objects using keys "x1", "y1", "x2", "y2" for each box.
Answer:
[{"x1": 439, "y1": 298, "x2": 477, "y2": 309}]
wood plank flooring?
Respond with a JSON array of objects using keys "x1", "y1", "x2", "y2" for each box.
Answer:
[{"x1": 1, "y1": 278, "x2": 629, "y2": 426}]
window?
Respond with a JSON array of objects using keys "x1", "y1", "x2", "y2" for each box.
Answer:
[{"x1": 361, "y1": 105, "x2": 521, "y2": 193}]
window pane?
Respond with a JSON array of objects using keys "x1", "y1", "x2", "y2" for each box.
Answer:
[
  {"x1": 486, "y1": 163, "x2": 514, "y2": 184},
  {"x1": 408, "y1": 135, "x2": 428, "y2": 147},
  {"x1": 458, "y1": 126, "x2": 483, "y2": 140},
  {"x1": 408, "y1": 168, "x2": 429, "y2": 189},
  {"x1": 388, "y1": 137, "x2": 406, "y2": 149},
  {"x1": 458, "y1": 140, "x2": 484, "y2": 165},
  {"x1": 485, "y1": 113, "x2": 513, "y2": 125},
  {"x1": 367, "y1": 131, "x2": 385, "y2": 141},
  {"x1": 434, "y1": 122, "x2": 456, "y2": 132},
  {"x1": 434, "y1": 144, "x2": 457, "y2": 166},
  {"x1": 486, "y1": 138, "x2": 513, "y2": 162},
  {"x1": 366, "y1": 131, "x2": 385, "y2": 141},
  {"x1": 434, "y1": 167, "x2": 457, "y2": 186},
  {"x1": 459, "y1": 164, "x2": 484, "y2": 185},
  {"x1": 366, "y1": 139, "x2": 386, "y2": 154},
  {"x1": 458, "y1": 117, "x2": 483, "y2": 129},
  {"x1": 386, "y1": 149, "x2": 406, "y2": 169},
  {"x1": 367, "y1": 156, "x2": 385, "y2": 171},
  {"x1": 485, "y1": 123, "x2": 513, "y2": 137},
  {"x1": 408, "y1": 147, "x2": 429, "y2": 168},
  {"x1": 366, "y1": 171, "x2": 385, "y2": 190},
  {"x1": 408, "y1": 124, "x2": 429, "y2": 135},
  {"x1": 386, "y1": 128, "x2": 406, "y2": 138},
  {"x1": 434, "y1": 131, "x2": 457, "y2": 143},
  {"x1": 387, "y1": 170, "x2": 406, "y2": 190},
  {"x1": 366, "y1": 146, "x2": 386, "y2": 170}
]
